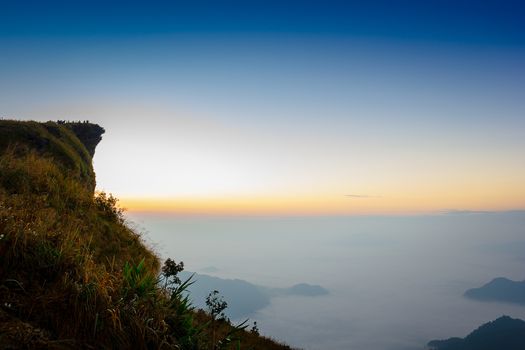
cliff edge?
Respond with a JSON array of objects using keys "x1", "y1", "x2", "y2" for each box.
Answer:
[{"x1": 0, "y1": 120, "x2": 292, "y2": 350}]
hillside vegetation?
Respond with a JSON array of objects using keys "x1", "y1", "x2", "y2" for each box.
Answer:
[{"x1": 0, "y1": 120, "x2": 293, "y2": 350}]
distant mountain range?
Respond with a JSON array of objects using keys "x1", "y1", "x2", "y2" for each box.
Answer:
[
  {"x1": 180, "y1": 271, "x2": 328, "y2": 318},
  {"x1": 464, "y1": 277, "x2": 525, "y2": 304},
  {"x1": 428, "y1": 316, "x2": 525, "y2": 350}
]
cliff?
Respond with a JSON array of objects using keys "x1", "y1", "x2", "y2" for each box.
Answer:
[
  {"x1": 0, "y1": 120, "x2": 104, "y2": 192},
  {"x1": 0, "y1": 120, "x2": 292, "y2": 350}
]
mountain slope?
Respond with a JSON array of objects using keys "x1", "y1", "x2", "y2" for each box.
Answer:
[
  {"x1": 464, "y1": 277, "x2": 525, "y2": 304},
  {"x1": 0, "y1": 120, "x2": 292, "y2": 350},
  {"x1": 428, "y1": 316, "x2": 525, "y2": 350}
]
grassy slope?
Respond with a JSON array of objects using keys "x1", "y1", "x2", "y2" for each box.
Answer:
[
  {"x1": 0, "y1": 120, "x2": 99, "y2": 191},
  {"x1": 0, "y1": 120, "x2": 293, "y2": 350}
]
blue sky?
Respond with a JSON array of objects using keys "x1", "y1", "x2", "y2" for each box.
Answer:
[
  {"x1": 1, "y1": 1, "x2": 524, "y2": 45},
  {"x1": 1, "y1": 1, "x2": 524, "y2": 213}
]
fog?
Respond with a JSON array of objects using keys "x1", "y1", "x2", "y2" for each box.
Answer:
[{"x1": 127, "y1": 212, "x2": 525, "y2": 350}]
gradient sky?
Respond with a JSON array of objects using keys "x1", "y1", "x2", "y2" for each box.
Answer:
[{"x1": 1, "y1": 1, "x2": 524, "y2": 214}]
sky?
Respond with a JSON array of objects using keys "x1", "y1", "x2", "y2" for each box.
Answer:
[{"x1": 1, "y1": 0, "x2": 524, "y2": 214}]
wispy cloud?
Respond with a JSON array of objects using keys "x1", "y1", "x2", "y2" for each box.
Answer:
[
  {"x1": 443, "y1": 209, "x2": 492, "y2": 215},
  {"x1": 442, "y1": 209, "x2": 525, "y2": 215},
  {"x1": 345, "y1": 194, "x2": 381, "y2": 199},
  {"x1": 444, "y1": 209, "x2": 491, "y2": 215}
]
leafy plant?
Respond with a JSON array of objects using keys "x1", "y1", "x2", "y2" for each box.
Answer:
[
  {"x1": 161, "y1": 258, "x2": 185, "y2": 289},
  {"x1": 94, "y1": 191, "x2": 125, "y2": 223},
  {"x1": 122, "y1": 258, "x2": 156, "y2": 300},
  {"x1": 206, "y1": 290, "x2": 228, "y2": 322}
]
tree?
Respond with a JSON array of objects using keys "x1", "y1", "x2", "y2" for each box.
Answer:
[{"x1": 206, "y1": 290, "x2": 228, "y2": 349}]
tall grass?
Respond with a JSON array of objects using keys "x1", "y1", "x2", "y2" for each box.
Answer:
[{"x1": 0, "y1": 121, "x2": 295, "y2": 349}]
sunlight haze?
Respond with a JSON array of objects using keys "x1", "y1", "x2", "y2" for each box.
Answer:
[{"x1": 1, "y1": 2, "x2": 524, "y2": 215}]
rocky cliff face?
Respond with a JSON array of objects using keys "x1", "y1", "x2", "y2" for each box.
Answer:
[
  {"x1": 0, "y1": 120, "x2": 104, "y2": 191},
  {"x1": 59, "y1": 120, "x2": 105, "y2": 157}
]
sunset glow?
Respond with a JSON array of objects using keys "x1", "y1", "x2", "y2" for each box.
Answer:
[{"x1": 2, "y1": 1, "x2": 524, "y2": 215}]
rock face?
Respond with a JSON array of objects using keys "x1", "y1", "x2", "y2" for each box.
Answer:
[
  {"x1": 427, "y1": 316, "x2": 525, "y2": 350},
  {"x1": 464, "y1": 277, "x2": 525, "y2": 305},
  {"x1": 60, "y1": 121, "x2": 105, "y2": 157}
]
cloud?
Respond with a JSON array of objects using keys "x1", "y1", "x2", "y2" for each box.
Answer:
[
  {"x1": 443, "y1": 209, "x2": 525, "y2": 215},
  {"x1": 443, "y1": 209, "x2": 492, "y2": 215}
]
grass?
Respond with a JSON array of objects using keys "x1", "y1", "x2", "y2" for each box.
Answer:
[{"x1": 0, "y1": 120, "x2": 295, "y2": 350}]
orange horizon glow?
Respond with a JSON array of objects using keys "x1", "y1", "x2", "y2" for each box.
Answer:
[{"x1": 118, "y1": 195, "x2": 525, "y2": 216}]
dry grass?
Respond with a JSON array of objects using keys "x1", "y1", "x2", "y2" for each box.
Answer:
[
  {"x1": 0, "y1": 148, "x2": 160, "y2": 348},
  {"x1": 0, "y1": 120, "x2": 295, "y2": 350}
]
